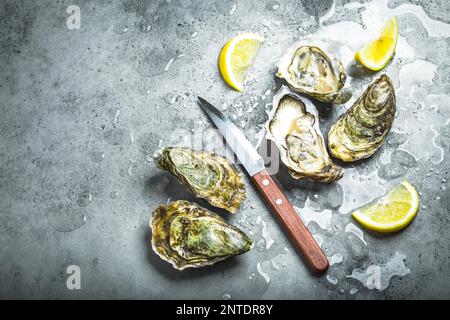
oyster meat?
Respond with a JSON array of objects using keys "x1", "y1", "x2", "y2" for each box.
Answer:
[
  {"x1": 328, "y1": 74, "x2": 396, "y2": 162},
  {"x1": 151, "y1": 200, "x2": 253, "y2": 270},
  {"x1": 154, "y1": 147, "x2": 245, "y2": 213},
  {"x1": 266, "y1": 86, "x2": 343, "y2": 183},
  {"x1": 277, "y1": 43, "x2": 351, "y2": 104}
]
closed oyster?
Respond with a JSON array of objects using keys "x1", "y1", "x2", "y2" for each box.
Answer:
[
  {"x1": 277, "y1": 43, "x2": 351, "y2": 104},
  {"x1": 150, "y1": 200, "x2": 253, "y2": 270},
  {"x1": 154, "y1": 147, "x2": 245, "y2": 213},
  {"x1": 266, "y1": 86, "x2": 343, "y2": 183},
  {"x1": 328, "y1": 74, "x2": 396, "y2": 162}
]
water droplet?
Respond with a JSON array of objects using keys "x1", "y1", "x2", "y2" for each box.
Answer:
[
  {"x1": 112, "y1": 22, "x2": 128, "y2": 35},
  {"x1": 345, "y1": 233, "x2": 368, "y2": 261},
  {"x1": 215, "y1": 1, "x2": 236, "y2": 15},
  {"x1": 164, "y1": 58, "x2": 175, "y2": 72},
  {"x1": 318, "y1": 184, "x2": 344, "y2": 210},
  {"x1": 113, "y1": 109, "x2": 120, "y2": 124},
  {"x1": 257, "y1": 262, "x2": 271, "y2": 284},
  {"x1": 391, "y1": 150, "x2": 417, "y2": 167},
  {"x1": 345, "y1": 223, "x2": 367, "y2": 246},
  {"x1": 328, "y1": 253, "x2": 343, "y2": 266},
  {"x1": 256, "y1": 239, "x2": 265, "y2": 252},
  {"x1": 47, "y1": 204, "x2": 87, "y2": 232},
  {"x1": 386, "y1": 131, "x2": 408, "y2": 147},
  {"x1": 77, "y1": 191, "x2": 92, "y2": 207},
  {"x1": 256, "y1": 216, "x2": 274, "y2": 250},
  {"x1": 313, "y1": 234, "x2": 324, "y2": 248},
  {"x1": 378, "y1": 150, "x2": 416, "y2": 180},
  {"x1": 229, "y1": 3, "x2": 237, "y2": 15},
  {"x1": 398, "y1": 60, "x2": 437, "y2": 99},
  {"x1": 128, "y1": 160, "x2": 137, "y2": 177},
  {"x1": 270, "y1": 258, "x2": 280, "y2": 271},
  {"x1": 295, "y1": 199, "x2": 333, "y2": 231},
  {"x1": 91, "y1": 151, "x2": 105, "y2": 163},
  {"x1": 109, "y1": 191, "x2": 119, "y2": 199},
  {"x1": 326, "y1": 275, "x2": 338, "y2": 285},
  {"x1": 378, "y1": 164, "x2": 407, "y2": 180}
]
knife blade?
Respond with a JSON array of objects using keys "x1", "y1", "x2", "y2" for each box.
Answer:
[
  {"x1": 197, "y1": 97, "x2": 265, "y2": 176},
  {"x1": 198, "y1": 96, "x2": 329, "y2": 274}
]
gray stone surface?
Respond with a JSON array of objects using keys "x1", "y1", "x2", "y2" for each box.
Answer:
[{"x1": 0, "y1": 0, "x2": 449, "y2": 299}]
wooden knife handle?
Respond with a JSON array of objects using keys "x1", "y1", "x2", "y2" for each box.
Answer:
[{"x1": 251, "y1": 169, "x2": 329, "y2": 274}]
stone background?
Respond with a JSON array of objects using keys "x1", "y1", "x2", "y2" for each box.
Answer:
[{"x1": 0, "y1": 0, "x2": 449, "y2": 299}]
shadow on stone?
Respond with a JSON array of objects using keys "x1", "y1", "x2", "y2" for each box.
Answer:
[
  {"x1": 142, "y1": 171, "x2": 194, "y2": 204},
  {"x1": 346, "y1": 60, "x2": 378, "y2": 79}
]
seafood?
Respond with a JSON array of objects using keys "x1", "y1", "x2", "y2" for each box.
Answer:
[
  {"x1": 277, "y1": 43, "x2": 351, "y2": 104},
  {"x1": 328, "y1": 74, "x2": 396, "y2": 162},
  {"x1": 150, "y1": 200, "x2": 253, "y2": 270},
  {"x1": 266, "y1": 86, "x2": 343, "y2": 183},
  {"x1": 154, "y1": 147, "x2": 245, "y2": 213}
]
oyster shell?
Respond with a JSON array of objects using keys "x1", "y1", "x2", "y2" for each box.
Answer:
[
  {"x1": 150, "y1": 200, "x2": 253, "y2": 270},
  {"x1": 328, "y1": 74, "x2": 396, "y2": 162},
  {"x1": 277, "y1": 43, "x2": 351, "y2": 104},
  {"x1": 154, "y1": 147, "x2": 245, "y2": 213},
  {"x1": 266, "y1": 86, "x2": 344, "y2": 183}
]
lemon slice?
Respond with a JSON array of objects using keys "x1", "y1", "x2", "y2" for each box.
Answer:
[
  {"x1": 355, "y1": 17, "x2": 398, "y2": 71},
  {"x1": 219, "y1": 33, "x2": 264, "y2": 92},
  {"x1": 352, "y1": 181, "x2": 419, "y2": 233}
]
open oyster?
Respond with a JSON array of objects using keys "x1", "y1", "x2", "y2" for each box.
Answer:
[
  {"x1": 277, "y1": 43, "x2": 351, "y2": 104},
  {"x1": 266, "y1": 86, "x2": 343, "y2": 183},
  {"x1": 151, "y1": 200, "x2": 253, "y2": 270},
  {"x1": 154, "y1": 147, "x2": 245, "y2": 213},
  {"x1": 328, "y1": 74, "x2": 396, "y2": 162}
]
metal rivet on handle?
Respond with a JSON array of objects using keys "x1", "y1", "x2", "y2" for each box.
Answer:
[
  {"x1": 275, "y1": 199, "x2": 282, "y2": 205},
  {"x1": 262, "y1": 179, "x2": 269, "y2": 186}
]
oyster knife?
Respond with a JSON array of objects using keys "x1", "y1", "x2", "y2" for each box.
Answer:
[{"x1": 198, "y1": 96, "x2": 329, "y2": 274}]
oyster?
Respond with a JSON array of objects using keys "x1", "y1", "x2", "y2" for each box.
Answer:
[
  {"x1": 266, "y1": 86, "x2": 343, "y2": 183},
  {"x1": 277, "y1": 43, "x2": 351, "y2": 104},
  {"x1": 150, "y1": 200, "x2": 253, "y2": 270},
  {"x1": 328, "y1": 74, "x2": 396, "y2": 162},
  {"x1": 154, "y1": 147, "x2": 245, "y2": 213}
]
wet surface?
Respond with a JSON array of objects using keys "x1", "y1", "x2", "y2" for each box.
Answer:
[{"x1": 0, "y1": 0, "x2": 449, "y2": 299}]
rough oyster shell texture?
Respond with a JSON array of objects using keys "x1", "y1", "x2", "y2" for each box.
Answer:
[
  {"x1": 328, "y1": 74, "x2": 396, "y2": 162},
  {"x1": 277, "y1": 43, "x2": 351, "y2": 104},
  {"x1": 266, "y1": 86, "x2": 343, "y2": 183},
  {"x1": 154, "y1": 147, "x2": 246, "y2": 213},
  {"x1": 150, "y1": 200, "x2": 253, "y2": 270}
]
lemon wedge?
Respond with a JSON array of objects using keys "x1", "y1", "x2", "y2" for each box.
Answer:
[
  {"x1": 219, "y1": 33, "x2": 264, "y2": 92},
  {"x1": 355, "y1": 17, "x2": 398, "y2": 71},
  {"x1": 352, "y1": 181, "x2": 419, "y2": 233}
]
